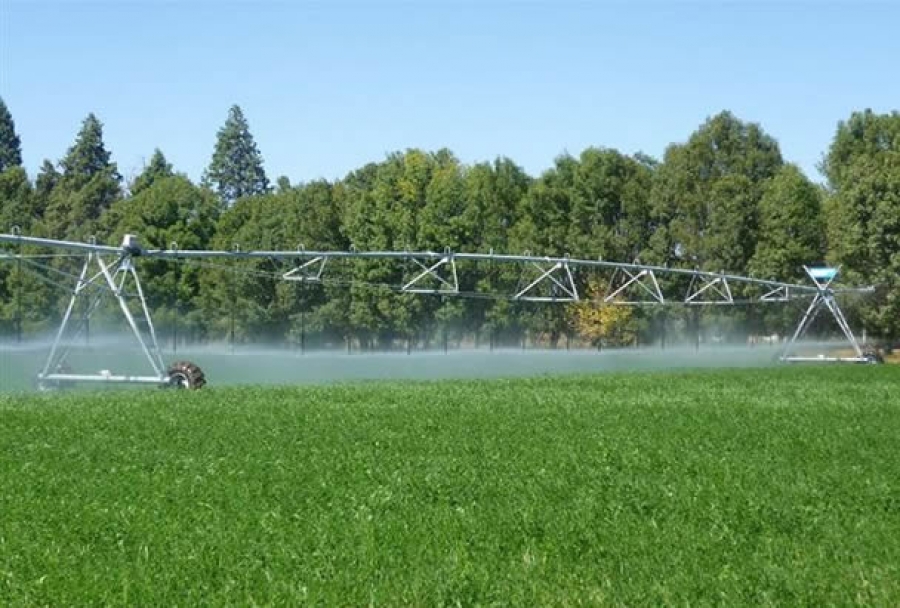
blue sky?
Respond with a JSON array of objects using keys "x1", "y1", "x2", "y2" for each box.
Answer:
[{"x1": 1, "y1": 0, "x2": 898, "y2": 185}]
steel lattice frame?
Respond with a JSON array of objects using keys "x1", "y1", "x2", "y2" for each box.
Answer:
[{"x1": 0, "y1": 232, "x2": 879, "y2": 387}]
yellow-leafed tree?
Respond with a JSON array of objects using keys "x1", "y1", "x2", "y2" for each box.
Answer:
[{"x1": 569, "y1": 278, "x2": 638, "y2": 347}]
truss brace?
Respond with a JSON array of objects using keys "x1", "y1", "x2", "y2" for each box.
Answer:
[
  {"x1": 684, "y1": 274, "x2": 733, "y2": 305},
  {"x1": 514, "y1": 260, "x2": 579, "y2": 302},
  {"x1": 38, "y1": 246, "x2": 170, "y2": 388},
  {"x1": 605, "y1": 268, "x2": 664, "y2": 304},
  {"x1": 283, "y1": 256, "x2": 328, "y2": 283},
  {"x1": 780, "y1": 266, "x2": 870, "y2": 363},
  {"x1": 402, "y1": 255, "x2": 459, "y2": 294},
  {"x1": 760, "y1": 283, "x2": 790, "y2": 302}
]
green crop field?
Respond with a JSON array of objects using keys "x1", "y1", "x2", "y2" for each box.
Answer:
[{"x1": 2, "y1": 367, "x2": 899, "y2": 605}]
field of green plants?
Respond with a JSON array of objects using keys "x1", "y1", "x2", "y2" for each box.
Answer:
[{"x1": 2, "y1": 366, "x2": 899, "y2": 604}]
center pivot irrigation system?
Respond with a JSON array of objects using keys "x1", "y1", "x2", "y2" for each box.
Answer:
[{"x1": 0, "y1": 232, "x2": 882, "y2": 390}]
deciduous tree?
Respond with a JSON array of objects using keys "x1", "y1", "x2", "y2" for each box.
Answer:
[{"x1": 822, "y1": 109, "x2": 900, "y2": 340}]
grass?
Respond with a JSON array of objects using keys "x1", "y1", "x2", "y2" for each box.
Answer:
[{"x1": 1, "y1": 366, "x2": 899, "y2": 605}]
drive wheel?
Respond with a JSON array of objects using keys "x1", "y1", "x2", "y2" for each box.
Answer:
[{"x1": 167, "y1": 361, "x2": 206, "y2": 389}]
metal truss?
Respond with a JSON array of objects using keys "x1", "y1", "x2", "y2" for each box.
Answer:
[
  {"x1": 0, "y1": 233, "x2": 880, "y2": 384},
  {"x1": 36, "y1": 249, "x2": 170, "y2": 388},
  {"x1": 402, "y1": 253, "x2": 459, "y2": 294},
  {"x1": 1, "y1": 233, "x2": 874, "y2": 304},
  {"x1": 282, "y1": 255, "x2": 328, "y2": 283},
  {"x1": 780, "y1": 266, "x2": 873, "y2": 363},
  {"x1": 760, "y1": 283, "x2": 791, "y2": 302},
  {"x1": 515, "y1": 259, "x2": 578, "y2": 302},
  {"x1": 684, "y1": 274, "x2": 733, "y2": 305},
  {"x1": 605, "y1": 268, "x2": 663, "y2": 304}
]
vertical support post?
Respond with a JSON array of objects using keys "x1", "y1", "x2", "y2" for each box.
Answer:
[
  {"x1": 694, "y1": 307, "x2": 701, "y2": 351},
  {"x1": 230, "y1": 256, "x2": 236, "y2": 354},
  {"x1": 84, "y1": 285, "x2": 90, "y2": 347},
  {"x1": 598, "y1": 302, "x2": 602, "y2": 352},
  {"x1": 172, "y1": 248, "x2": 179, "y2": 355},
  {"x1": 300, "y1": 309, "x2": 306, "y2": 354},
  {"x1": 16, "y1": 234, "x2": 22, "y2": 343},
  {"x1": 173, "y1": 294, "x2": 178, "y2": 355},
  {"x1": 660, "y1": 310, "x2": 667, "y2": 350}
]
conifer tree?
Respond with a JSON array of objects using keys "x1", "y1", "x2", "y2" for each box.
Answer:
[
  {"x1": 204, "y1": 105, "x2": 270, "y2": 206},
  {"x1": 131, "y1": 148, "x2": 174, "y2": 195},
  {"x1": 60, "y1": 113, "x2": 120, "y2": 182},
  {"x1": 42, "y1": 113, "x2": 122, "y2": 239},
  {"x1": 0, "y1": 97, "x2": 23, "y2": 172}
]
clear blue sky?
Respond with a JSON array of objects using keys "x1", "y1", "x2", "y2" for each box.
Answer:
[{"x1": 1, "y1": 0, "x2": 898, "y2": 185}]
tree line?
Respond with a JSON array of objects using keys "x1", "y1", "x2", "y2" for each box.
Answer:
[{"x1": 0, "y1": 98, "x2": 897, "y2": 348}]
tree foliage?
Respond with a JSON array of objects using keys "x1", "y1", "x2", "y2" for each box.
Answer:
[
  {"x1": 569, "y1": 278, "x2": 638, "y2": 347},
  {"x1": 131, "y1": 149, "x2": 174, "y2": 196},
  {"x1": 823, "y1": 110, "x2": 900, "y2": 339},
  {"x1": 749, "y1": 164, "x2": 825, "y2": 282},
  {"x1": 2, "y1": 106, "x2": 899, "y2": 346},
  {"x1": 0, "y1": 97, "x2": 23, "y2": 173},
  {"x1": 650, "y1": 111, "x2": 783, "y2": 270},
  {"x1": 41, "y1": 113, "x2": 122, "y2": 240},
  {"x1": 204, "y1": 105, "x2": 270, "y2": 207}
]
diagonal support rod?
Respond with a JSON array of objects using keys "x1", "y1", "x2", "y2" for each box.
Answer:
[
  {"x1": 685, "y1": 274, "x2": 733, "y2": 305},
  {"x1": 402, "y1": 256, "x2": 458, "y2": 293},
  {"x1": 605, "y1": 268, "x2": 664, "y2": 304},
  {"x1": 39, "y1": 251, "x2": 168, "y2": 383},
  {"x1": 283, "y1": 256, "x2": 328, "y2": 282},
  {"x1": 781, "y1": 266, "x2": 864, "y2": 361},
  {"x1": 760, "y1": 283, "x2": 790, "y2": 302},
  {"x1": 514, "y1": 261, "x2": 578, "y2": 301}
]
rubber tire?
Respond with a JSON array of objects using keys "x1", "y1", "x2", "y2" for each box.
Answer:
[{"x1": 167, "y1": 361, "x2": 207, "y2": 389}]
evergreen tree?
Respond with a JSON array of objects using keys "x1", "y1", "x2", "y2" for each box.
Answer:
[
  {"x1": 131, "y1": 148, "x2": 174, "y2": 195},
  {"x1": 42, "y1": 113, "x2": 122, "y2": 240},
  {"x1": 0, "y1": 167, "x2": 53, "y2": 338},
  {"x1": 0, "y1": 166, "x2": 36, "y2": 231},
  {"x1": 60, "y1": 113, "x2": 120, "y2": 182},
  {"x1": 0, "y1": 97, "x2": 23, "y2": 172},
  {"x1": 204, "y1": 105, "x2": 270, "y2": 206},
  {"x1": 35, "y1": 160, "x2": 59, "y2": 198},
  {"x1": 33, "y1": 159, "x2": 60, "y2": 221}
]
